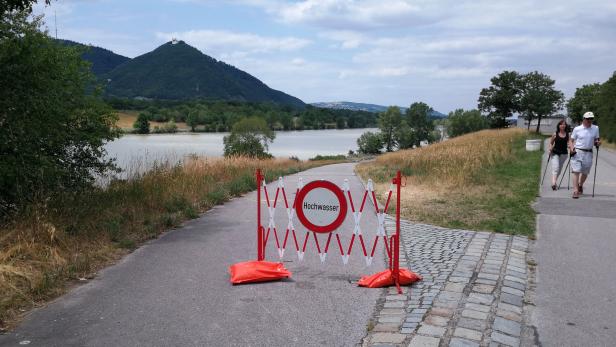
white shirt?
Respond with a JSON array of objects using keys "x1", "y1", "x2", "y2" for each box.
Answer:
[{"x1": 571, "y1": 124, "x2": 600, "y2": 150}]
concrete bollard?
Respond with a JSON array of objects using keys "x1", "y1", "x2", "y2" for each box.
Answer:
[{"x1": 525, "y1": 139, "x2": 542, "y2": 151}]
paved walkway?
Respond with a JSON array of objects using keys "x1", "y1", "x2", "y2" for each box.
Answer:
[
  {"x1": 362, "y1": 217, "x2": 535, "y2": 347},
  {"x1": 532, "y1": 144, "x2": 616, "y2": 346},
  {"x1": 5, "y1": 147, "x2": 611, "y2": 346},
  {"x1": 0, "y1": 163, "x2": 384, "y2": 347}
]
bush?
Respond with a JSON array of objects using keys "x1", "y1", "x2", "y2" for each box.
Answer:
[
  {"x1": 309, "y1": 154, "x2": 346, "y2": 161},
  {"x1": 0, "y1": 11, "x2": 119, "y2": 216},
  {"x1": 447, "y1": 109, "x2": 489, "y2": 137},
  {"x1": 133, "y1": 112, "x2": 150, "y2": 134},
  {"x1": 223, "y1": 117, "x2": 275, "y2": 158},
  {"x1": 151, "y1": 120, "x2": 177, "y2": 134},
  {"x1": 357, "y1": 131, "x2": 384, "y2": 154}
]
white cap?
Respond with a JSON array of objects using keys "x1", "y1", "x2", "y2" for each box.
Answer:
[{"x1": 583, "y1": 111, "x2": 595, "y2": 119}]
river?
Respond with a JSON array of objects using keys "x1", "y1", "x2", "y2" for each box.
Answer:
[{"x1": 104, "y1": 128, "x2": 377, "y2": 175}]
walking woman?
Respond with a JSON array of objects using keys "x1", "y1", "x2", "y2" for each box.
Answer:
[{"x1": 548, "y1": 119, "x2": 570, "y2": 190}]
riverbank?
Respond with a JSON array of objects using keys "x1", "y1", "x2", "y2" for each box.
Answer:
[
  {"x1": 356, "y1": 128, "x2": 542, "y2": 235},
  {"x1": 0, "y1": 156, "x2": 342, "y2": 330}
]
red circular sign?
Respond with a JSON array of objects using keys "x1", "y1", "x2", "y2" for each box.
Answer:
[{"x1": 295, "y1": 180, "x2": 347, "y2": 233}]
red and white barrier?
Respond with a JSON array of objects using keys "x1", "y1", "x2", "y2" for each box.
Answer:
[{"x1": 230, "y1": 169, "x2": 420, "y2": 293}]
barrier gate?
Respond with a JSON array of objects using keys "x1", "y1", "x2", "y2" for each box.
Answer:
[{"x1": 253, "y1": 169, "x2": 405, "y2": 293}]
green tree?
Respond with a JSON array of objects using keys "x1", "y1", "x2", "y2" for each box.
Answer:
[
  {"x1": 186, "y1": 110, "x2": 199, "y2": 131},
  {"x1": 0, "y1": 10, "x2": 119, "y2": 214},
  {"x1": 405, "y1": 102, "x2": 435, "y2": 147},
  {"x1": 378, "y1": 106, "x2": 402, "y2": 152},
  {"x1": 336, "y1": 117, "x2": 346, "y2": 129},
  {"x1": 566, "y1": 83, "x2": 602, "y2": 125},
  {"x1": 595, "y1": 72, "x2": 616, "y2": 143},
  {"x1": 223, "y1": 117, "x2": 275, "y2": 158},
  {"x1": 518, "y1": 71, "x2": 564, "y2": 133},
  {"x1": 357, "y1": 131, "x2": 384, "y2": 154},
  {"x1": 396, "y1": 121, "x2": 416, "y2": 149},
  {"x1": 1, "y1": 0, "x2": 50, "y2": 14},
  {"x1": 133, "y1": 112, "x2": 150, "y2": 134},
  {"x1": 447, "y1": 109, "x2": 489, "y2": 137},
  {"x1": 478, "y1": 71, "x2": 522, "y2": 128}
]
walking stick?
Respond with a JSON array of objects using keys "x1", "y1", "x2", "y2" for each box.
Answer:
[
  {"x1": 592, "y1": 146, "x2": 599, "y2": 197},
  {"x1": 568, "y1": 161, "x2": 571, "y2": 190},
  {"x1": 558, "y1": 157, "x2": 571, "y2": 190},
  {"x1": 540, "y1": 152, "x2": 552, "y2": 187}
]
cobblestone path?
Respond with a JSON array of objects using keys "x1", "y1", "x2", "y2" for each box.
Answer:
[{"x1": 362, "y1": 217, "x2": 536, "y2": 347}]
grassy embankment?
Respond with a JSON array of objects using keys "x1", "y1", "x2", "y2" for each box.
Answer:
[
  {"x1": 0, "y1": 156, "x2": 340, "y2": 330},
  {"x1": 116, "y1": 110, "x2": 190, "y2": 132},
  {"x1": 357, "y1": 128, "x2": 542, "y2": 235}
]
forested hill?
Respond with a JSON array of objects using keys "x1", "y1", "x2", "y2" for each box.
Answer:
[
  {"x1": 56, "y1": 39, "x2": 130, "y2": 76},
  {"x1": 101, "y1": 41, "x2": 305, "y2": 108},
  {"x1": 312, "y1": 101, "x2": 447, "y2": 119}
]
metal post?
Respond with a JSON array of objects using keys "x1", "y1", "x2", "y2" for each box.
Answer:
[
  {"x1": 394, "y1": 170, "x2": 401, "y2": 294},
  {"x1": 257, "y1": 169, "x2": 264, "y2": 261},
  {"x1": 592, "y1": 146, "x2": 599, "y2": 197},
  {"x1": 540, "y1": 153, "x2": 552, "y2": 187},
  {"x1": 558, "y1": 157, "x2": 571, "y2": 190}
]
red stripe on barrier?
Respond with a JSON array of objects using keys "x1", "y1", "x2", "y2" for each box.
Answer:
[
  {"x1": 370, "y1": 236, "x2": 379, "y2": 257},
  {"x1": 273, "y1": 228, "x2": 281, "y2": 249},
  {"x1": 324, "y1": 233, "x2": 333, "y2": 253},
  {"x1": 336, "y1": 234, "x2": 344, "y2": 255},
  {"x1": 347, "y1": 234, "x2": 356, "y2": 255},
  {"x1": 383, "y1": 235, "x2": 391, "y2": 259},
  {"x1": 292, "y1": 230, "x2": 300, "y2": 251},
  {"x1": 313, "y1": 232, "x2": 322, "y2": 253},
  {"x1": 359, "y1": 191, "x2": 368, "y2": 212},
  {"x1": 371, "y1": 191, "x2": 380, "y2": 213},
  {"x1": 302, "y1": 232, "x2": 310, "y2": 252},
  {"x1": 347, "y1": 191, "x2": 356, "y2": 212},
  {"x1": 358, "y1": 234, "x2": 368, "y2": 256},
  {"x1": 383, "y1": 190, "x2": 393, "y2": 214},
  {"x1": 273, "y1": 187, "x2": 280, "y2": 208},
  {"x1": 264, "y1": 228, "x2": 271, "y2": 248},
  {"x1": 282, "y1": 229, "x2": 290, "y2": 250},
  {"x1": 263, "y1": 185, "x2": 271, "y2": 207},
  {"x1": 281, "y1": 187, "x2": 289, "y2": 209}
]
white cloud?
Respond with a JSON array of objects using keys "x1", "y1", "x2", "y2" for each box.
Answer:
[
  {"x1": 319, "y1": 30, "x2": 365, "y2": 49},
  {"x1": 266, "y1": 0, "x2": 438, "y2": 30},
  {"x1": 370, "y1": 67, "x2": 409, "y2": 77}
]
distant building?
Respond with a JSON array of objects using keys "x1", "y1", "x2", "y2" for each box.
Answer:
[{"x1": 517, "y1": 115, "x2": 572, "y2": 135}]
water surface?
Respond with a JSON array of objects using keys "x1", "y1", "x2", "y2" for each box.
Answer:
[{"x1": 105, "y1": 128, "x2": 376, "y2": 174}]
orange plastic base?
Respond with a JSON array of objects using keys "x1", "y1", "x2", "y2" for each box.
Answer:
[
  {"x1": 358, "y1": 269, "x2": 422, "y2": 288},
  {"x1": 229, "y1": 260, "x2": 292, "y2": 284}
]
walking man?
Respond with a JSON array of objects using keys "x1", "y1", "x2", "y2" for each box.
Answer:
[{"x1": 569, "y1": 112, "x2": 601, "y2": 199}]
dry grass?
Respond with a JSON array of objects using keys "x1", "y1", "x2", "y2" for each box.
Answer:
[
  {"x1": 115, "y1": 110, "x2": 190, "y2": 131},
  {"x1": 0, "y1": 156, "x2": 336, "y2": 330},
  {"x1": 357, "y1": 128, "x2": 541, "y2": 234}
]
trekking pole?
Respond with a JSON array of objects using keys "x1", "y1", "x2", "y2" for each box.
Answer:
[
  {"x1": 568, "y1": 161, "x2": 571, "y2": 190},
  {"x1": 558, "y1": 157, "x2": 571, "y2": 190},
  {"x1": 540, "y1": 152, "x2": 552, "y2": 187},
  {"x1": 592, "y1": 146, "x2": 599, "y2": 197}
]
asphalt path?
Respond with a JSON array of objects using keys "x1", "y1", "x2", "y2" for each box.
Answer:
[
  {"x1": 533, "y1": 141, "x2": 616, "y2": 346},
  {"x1": 0, "y1": 163, "x2": 387, "y2": 347}
]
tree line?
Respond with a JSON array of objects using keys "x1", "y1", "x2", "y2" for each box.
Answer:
[
  {"x1": 356, "y1": 69, "x2": 616, "y2": 155},
  {"x1": 356, "y1": 102, "x2": 439, "y2": 154},
  {"x1": 107, "y1": 98, "x2": 378, "y2": 134},
  {"x1": 477, "y1": 70, "x2": 615, "y2": 142}
]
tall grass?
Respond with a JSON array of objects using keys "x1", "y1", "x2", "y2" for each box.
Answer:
[
  {"x1": 357, "y1": 128, "x2": 541, "y2": 235},
  {"x1": 0, "y1": 156, "x2": 332, "y2": 329},
  {"x1": 358, "y1": 128, "x2": 525, "y2": 186}
]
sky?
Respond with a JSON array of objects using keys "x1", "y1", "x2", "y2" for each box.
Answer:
[{"x1": 34, "y1": 0, "x2": 616, "y2": 114}]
